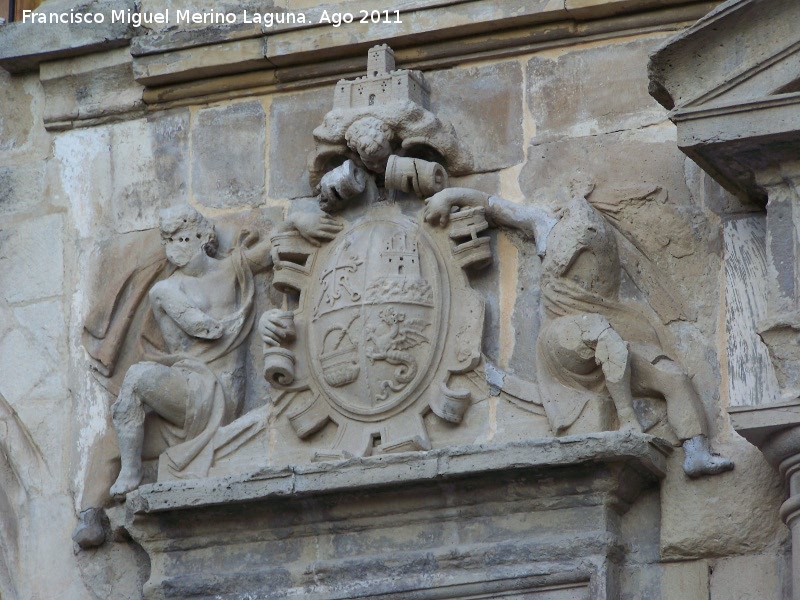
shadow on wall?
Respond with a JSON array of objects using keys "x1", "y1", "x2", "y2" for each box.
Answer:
[{"x1": 0, "y1": 391, "x2": 48, "y2": 598}]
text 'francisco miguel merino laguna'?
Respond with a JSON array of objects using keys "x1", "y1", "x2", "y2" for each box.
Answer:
[{"x1": 22, "y1": 9, "x2": 403, "y2": 27}]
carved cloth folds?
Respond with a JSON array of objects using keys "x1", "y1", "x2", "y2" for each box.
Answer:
[
  {"x1": 84, "y1": 245, "x2": 255, "y2": 480},
  {"x1": 151, "y1": 248, "x2": 255, "y2": 479},
  {"x1": 536, "y1": 276, "x2": 669, "y2": 433}
]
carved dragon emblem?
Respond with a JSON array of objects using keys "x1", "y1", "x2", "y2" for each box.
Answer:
[{"x1": 365, "y1": 307, "x2": 430, "y2": 401}]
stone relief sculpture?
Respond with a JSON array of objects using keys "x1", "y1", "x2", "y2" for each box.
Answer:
[
  {"x1": 262, "y1": 45, "x2": 491, "y2": 458},
  {"x1": 83, "y1": 206, "x2": 338, "y2": 501},
  {"x1": 424, "y1": 186, "x2": 733, "y2": 477},
  {"x1": 107, "y1": 206, "x2": 266, "y2": 497},
  {"x1": 80, "y1": 44, "x2": 733, "y2": 530}
]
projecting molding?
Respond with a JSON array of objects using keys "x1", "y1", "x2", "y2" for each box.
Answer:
[
  {"x1": 0, "y1": 0, "x2": 135, "y2": 73},
  {"x1": 648, "y1": 0, "x2": 800, "y2": 204},
  {"x1": 0, "y1": 0, "x2": 720, "y2": 130}
]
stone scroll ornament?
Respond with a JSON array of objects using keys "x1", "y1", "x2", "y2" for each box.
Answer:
[{"x1": 260, "y1": 45, "x2": 493, "y2": 458}]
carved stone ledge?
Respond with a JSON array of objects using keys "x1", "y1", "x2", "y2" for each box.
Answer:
[
  {"x1": 134, "y1": 1, "x2": 716, "y2": 95},
  {"x1": 730, "y1": 402, "x2": 800, "y2": 599},
  {"x1": 0, "y1": 0, "x2": 136, "y2": 73},
  {"x1": 126, "y1": 433, "x2": 670, "y2": 600}
]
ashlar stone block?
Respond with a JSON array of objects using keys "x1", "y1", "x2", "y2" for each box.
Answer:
[
  {"x1": 0, "y1": 162, "x2": 46, "y2": 217},
  {"x1": 192, "y1": 100, "x2": 266, "y2": 208},
  {"x1": 519, "y1": 128, "x2": 688, "y2": 216},
  {"x1": 269, "y1": 89, "x2": 332, "y2": 200},
  {"x1": 0, "y1": 213, "x2": 64, "y2": 305},
  {"x1": 709, "y1": 553, "x2": 790, "y2": 600},
  {"x1": 526, "y1": 37, "x2": 669, "y2": 142},
  {"x1": 428, "y1": 60, "x2": 524, "y2": 173},
  {"x1": 109, "y1": 110, "x2": 190, "y2": 233},
  {"x1": 0, "y1": 71, "x2": 38, "y2": 153},
  {"x1": 53, "y1": 126, "x2": 112, "y2": 239}
]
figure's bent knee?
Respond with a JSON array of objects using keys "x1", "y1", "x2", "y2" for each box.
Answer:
[{"x1": 114, "y1": 362, "x2": 164, "y2": 416}]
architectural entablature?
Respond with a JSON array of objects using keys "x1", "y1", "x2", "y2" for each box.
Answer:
[
  {"x1": 649, "y1": 0, "x2": 800, "y2": 204},
  {"x1": 0, "y1": 0, "x2": 721, "y2": 130}
]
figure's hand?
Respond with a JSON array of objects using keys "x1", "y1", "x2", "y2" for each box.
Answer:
[
  {"x1": 287, "y1": 212, "x2": 343, "y2": 247},
  {"x1": 259, "y1": 309, "x2": 296, "y2": 347},
  {"x1": 424, "y1": 188, "x2": 489, "y2": 227}
]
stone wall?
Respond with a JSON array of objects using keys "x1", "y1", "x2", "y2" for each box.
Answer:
[{"x1": 0, "y1": 0, "x2": 793, "y2": 598}]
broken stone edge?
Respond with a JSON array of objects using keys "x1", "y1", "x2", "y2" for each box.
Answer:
[
  {"x1": 0, "y1": 0, "x2": 136, "y2": 74},
  {"x1": 126, "y1": 432, "x2": 673, "y2": 515}
]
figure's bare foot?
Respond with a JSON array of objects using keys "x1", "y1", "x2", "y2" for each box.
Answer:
[
  {"x1": 682, "y1": 435, "x2": 734, "y2": 478},
  {"x1": 110, "y1": 470, "x2": 142, "y2": 501},
  {"x1": 72, "y1": 508, "x2": 107, "y2": 549}
]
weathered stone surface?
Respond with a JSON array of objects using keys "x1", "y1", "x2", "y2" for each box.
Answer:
[
  {"x1": 660, "y1": 436, "x2": 787, "y2": 559},
  {"x1": 108, "y1": 111, "x2": 189, "y2": 233},
  {"x1": 133, "y1": 37, "x2": 269, "y2": 87},
  {"x1": 0, "y1": 71, "x2": 40, "y2": 154},
  {"x1": 428, "y1": 60, "x2": 524, "y2": 172},
  {"x1": 13, "y1": 300, "x2": 67, "y2": 368},
  {"x1": 0, "y1": 0, "x2": 135, "y2": 74},
  {"x1": 449, "y1": 171, "x2": 501, "y2": 196},
  {"x1": 519, "y1": 129, "x2": 687, "y2": 214},
  {"x1": 709, "y1": 553, "x2": 791, "y2": 600},
  {"x1": 649, "y1": 0, "x2": 800, "y2": 203},
  {"x1": 39, "y1": 47, "x2": 144, "y2": 129},
  {"x1": 661, "y1": 560, "x2": 708, "y2": 600},
  {"x1": 52, "y1": 126, "x2": 113, "y2": 239},
  {"x1": 648, "y1": 0, "x2": 800, "y2": 110},
  {"x1": 0, "y1": 329, "x2": 54, "y2": 406},
  {"x1": 0, "y1": 213, "x2": 64, "y2": 304},
  {"x1": 0, "y1": 162, "x2": 46, "y2": 216},
  {"x1": 268, "y1": 89, "x2": 330, "y2": 199},
  {"x1": 131, "y1": 433, "x2": 670, "y2": 510},
  {"x1": 723, "y1": 215, "x2": 780, "y2": 407},
  {"x1": 527, "y1": 37, "x2": 668, "y2": 142},
  {"x1": 493, "y1": 397, "x2": 552, "y2": 442},
  {"x1": 128, "y1": 434, "x2": 667, "y2": 599},
  {"x1": 192, "y1": 100, "x2": 266, "y2": 208}
]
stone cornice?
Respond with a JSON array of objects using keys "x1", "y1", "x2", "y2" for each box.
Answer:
[
  {"x1": 648, "y1": 0, "x2": 800, "y2": 204},
  {"x1": 0, "y1": 0, "x2": 714, "y2": 77},
  {"x1": 0, "y1": 0, "x2": 721, "y2": 131},
  {"x1": 127, "y1": 432, "x2": 671, "y2": 515},
  {"x1": 0, "y1": 0, "x2": 136, "y2": 74}
]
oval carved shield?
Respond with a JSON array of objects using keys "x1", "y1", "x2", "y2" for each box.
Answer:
[{"x1": 306, "y1": 214, "x2": 445, "y2": 417}]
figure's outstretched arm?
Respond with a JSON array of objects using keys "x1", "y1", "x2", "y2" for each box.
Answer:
[
  {"x1": 424, "y1": 188, "x2": 556, "y2": 255},
  {"x1": 149, "y1": 282, "x2": 224, "y2": 340}
]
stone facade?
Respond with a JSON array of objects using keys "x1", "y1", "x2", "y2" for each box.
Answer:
[{"x1": 0, "y1": 0, "x2": 796, "y2": 598}]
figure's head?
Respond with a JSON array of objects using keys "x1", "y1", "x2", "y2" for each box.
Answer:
[
  {"x1": 344, "y1": 117, "x2": 393, "y2": 173},
  {"x1": 159, "y1": 206, "x2": 217, "y2": 267}
]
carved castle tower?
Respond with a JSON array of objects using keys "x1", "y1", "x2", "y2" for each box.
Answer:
[{"x1": 380, "y1": 231, "x2": 421, "y2": 278}]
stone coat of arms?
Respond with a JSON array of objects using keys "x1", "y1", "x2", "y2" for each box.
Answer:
[{"x1": 260, "y1": 45, "x2": 491, "y2": 458}]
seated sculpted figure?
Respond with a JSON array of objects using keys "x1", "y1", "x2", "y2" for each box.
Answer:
[
  {"x1": 424, "y1": 188, "x2": 733, "y2": 478},
  {"x1": 110, "y1": 206, "x2": 341, "y2": 498}
]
